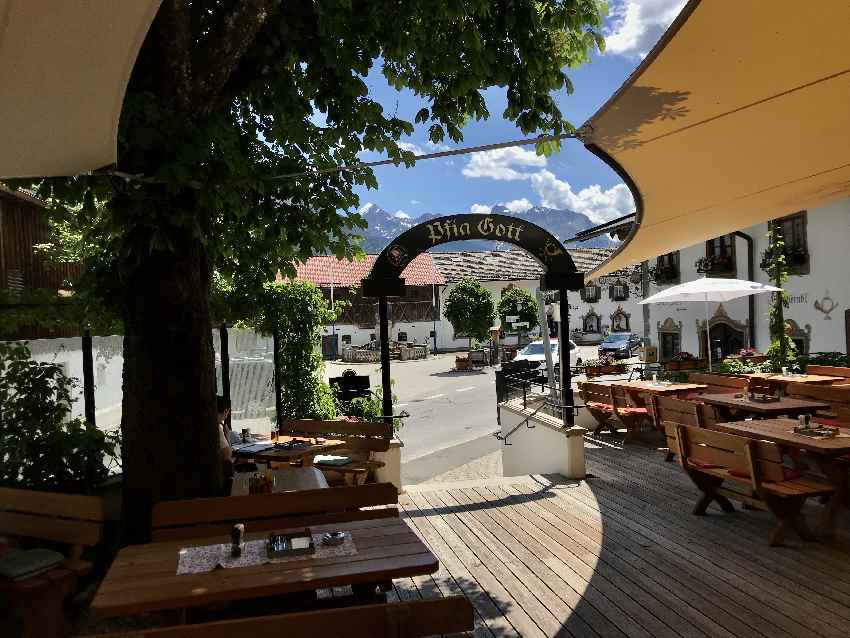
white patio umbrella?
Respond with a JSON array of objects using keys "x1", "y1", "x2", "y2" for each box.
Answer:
[{"x1": 639, "y1": 278, "x2": 781, "y2": 371}]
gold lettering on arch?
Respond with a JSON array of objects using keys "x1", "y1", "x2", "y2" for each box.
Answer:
[{"x1": 477, "y1": 216, "x2": 494, "y2": 236}]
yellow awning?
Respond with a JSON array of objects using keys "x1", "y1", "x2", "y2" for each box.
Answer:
[
  {"x1": 582, "y1": 0, "x2": 850, "y2": 279},
  {"x1": 0, "y1": 1, "x2": 162, "y2": 178}
]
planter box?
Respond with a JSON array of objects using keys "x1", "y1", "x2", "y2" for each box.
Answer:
[
  {"x1": 455, "y1": 355, "x2": 471, "y2": 371},
  {"x1": 585, "y1": 364, "x2": 627, "y2": 377},
  {"x1": 373, "y1": 438, "x2": 403, "y2": 493},
  {"x1": 342, "y1": 348, "x2": 380, "y2": 363}
]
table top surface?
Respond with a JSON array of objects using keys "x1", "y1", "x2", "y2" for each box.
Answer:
[
  {"x1": 698, "y1": 394, "x2": 831, "y2": 414},
  {"x1": 744, "y1": 373, "x2": 845, "y2": 385},
  {"x1": 91, "y1": 517, "x2": 437, "y2": 618},
  {"x1": 230, "y1": 467, "x2": 329, "y2": 495},
  {"x1": 232, "y1": 436, "x2": 346, "y2": 461},
  {"x1": 712, "y1": 418, "x2": 850, "y2": 454},
  {"x1": 610, "y1": 380, "x2": 707, "y2": 394}
]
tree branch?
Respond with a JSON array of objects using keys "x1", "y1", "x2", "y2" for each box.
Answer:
[
  {"x1": 157, "y1": 0, "x2": 193, "y2": 112},
  {"x1": 192, "y1": 0, "x2": 278, "y2": 115}
]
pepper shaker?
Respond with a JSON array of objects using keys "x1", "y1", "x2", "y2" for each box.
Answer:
[{"x1": 231, "y1": 523, "x2": 245, "y2": 557}]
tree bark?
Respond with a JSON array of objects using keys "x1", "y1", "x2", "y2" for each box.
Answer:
[{"x1": 120, "y1": 225, "x2": 221, "y2": 543}]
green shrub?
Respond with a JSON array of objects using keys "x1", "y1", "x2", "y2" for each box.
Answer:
[{"x1": 0, "y1": 342, "x2": 120, "y2": 493}]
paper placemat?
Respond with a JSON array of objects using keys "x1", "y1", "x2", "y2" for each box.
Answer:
[
  {"x1": 786, "y1": 430, "x2": 850, "y2": 439},
  {"x1": 177, "y1": 532, "x2": 356, "y2": 575}
]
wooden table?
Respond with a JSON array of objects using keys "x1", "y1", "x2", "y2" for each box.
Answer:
[
  {"x1": 745, "y1": 373, "x2": 845, "y2": 387},
  {"x1": 699, "y1": 394, "x2": 830, "y2": 420},
  {"x1": 230, "y1": 467, "x2": 329, "y2": 495},
  {"x1": 233, "y1": 436, "x2": 346, "y2": 466},
  {"x1": 91, "y1": 517, "x2": 438, "y2": 618},
  {"x1": 712, "y1": 418, "x2": 850, "y2": 533}
]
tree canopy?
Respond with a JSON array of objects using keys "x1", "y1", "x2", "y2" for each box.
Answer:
[
  {"x1": 497, "y1": 287, "x2": 539, "y2": 333},
  {"x1": 444, "y1": 278, "x2": 496, "y2": 345}
]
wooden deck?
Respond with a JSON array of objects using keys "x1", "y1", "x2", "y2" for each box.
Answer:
[{"x1": 393, "y1": 438, "x2": 850, "y2": 638}]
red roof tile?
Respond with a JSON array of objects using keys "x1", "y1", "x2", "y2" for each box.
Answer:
[{"x1": 291, "y1": 253, "x2": 444, "y2": 287}]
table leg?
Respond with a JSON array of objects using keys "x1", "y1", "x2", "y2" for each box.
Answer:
[{"x1": 816, "y1": 457, "x2": 848, "y2": 537}]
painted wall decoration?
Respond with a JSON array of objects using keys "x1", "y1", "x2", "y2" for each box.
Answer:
[{"x1": 814, "y1": 291, "x2": 838, "y2": 320}]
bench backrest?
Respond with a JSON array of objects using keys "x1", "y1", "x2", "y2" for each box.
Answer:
[
  {"x1": 579, "y1": 382, "x2": 615, "y2": 407},
  {"x1": 88, "y1": 596, "x2": 474, "y2": 638},
  {"x1": 806, "y1": 365, "x2": 850, "y2": 378},
  {"x1": 687, "y1": 373, "x2": 748, "y2": 394},
  {"x1": 281, "y1": 419, "x2": 392, "y2": 453},
  {"x1": 651, "y1": 395, "x2": 717, "y2": 447},
  {"x1": 667, "y1": 423, "x2": 785, "y2": 485},
  {"x1": 786, "y1": 382, "x2": 850, "y2": 412},
  {"x1": 151, "y1": 483, "x2": 399, "y2": 541},
  {"x1": 0, "y1": 487, "x2": 107, "y2": 550}
]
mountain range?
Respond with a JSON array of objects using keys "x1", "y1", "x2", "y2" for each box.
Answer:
[{"x1": 355, "y1": 203, "x2": 615, "y2": 253}]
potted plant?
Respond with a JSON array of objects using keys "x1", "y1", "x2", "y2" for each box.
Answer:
[{"x1": 583, "y1": 353, "x2": 626, "y2": 377}]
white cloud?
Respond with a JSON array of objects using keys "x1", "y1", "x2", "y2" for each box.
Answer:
[
  {"x1": 397, "y1": 141, "x2": 425, "y2": 155},
  {"x1": 425, "y1": 141, "x2": 452, "y2": 152},
  {"x1": 393, "y1": 210, "x2": 411, "y2": 219},
  {"x1": 410, "y1": 199, "x2": 421, "y2": 205},
  {"x1": 501, "y1": 198, "x2": 533, "y2": 214},
  {"x1": 462, "y1": 147, "x2": 546, "y2": 181},
  {"x1": 605, "y1": 0, "x2": 686, "y2": 57},
  {"x1": 469, "y1": 204, "x2": 492, "y2": 214},
  {"x1": 530, "y1": 170, "x2": 634, "y2": 224}
]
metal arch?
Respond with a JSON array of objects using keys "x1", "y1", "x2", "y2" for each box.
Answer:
[{"x1": 362, "y1": 214, "x2": 583, "y2": 297}]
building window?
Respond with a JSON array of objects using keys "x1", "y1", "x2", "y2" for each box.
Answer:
[
  {"x1": 369, "y1": 333, "x2": 376, "y2": 341},
  {"x1": 581, "y1": 285, "x2": 601, "y2": 303},
  {"x1": 651, "y1": 252, "x2": 680, "y2": 284},
  {"x1": 341, "y1": 334, "x2": 352, "y2": 345},
  {"x1": 609, "y1": 281, "x2": 629, "y2": 302},
  {"x1": 397, "y1": 331, "x2": 408, "y2": 342},
  {"x1": 697, "y1": 235, "x2": 736, "y2": 276},
  {"x1": 611, "y1": 308, "x2": 630, "y2": 332},
  {"x1": 773, "y1": 211, "x2": 809, "y2": 274}
]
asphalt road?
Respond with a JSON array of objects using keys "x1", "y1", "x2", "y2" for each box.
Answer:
[{"x1": 326, "y1": 346, "x2": 614, "y2": 483}]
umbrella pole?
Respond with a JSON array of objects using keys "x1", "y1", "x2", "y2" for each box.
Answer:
[{"x1": 705, "y1": 297, "x2": 713, "y2": 372}]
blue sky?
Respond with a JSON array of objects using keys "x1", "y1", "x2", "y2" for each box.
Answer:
[{"x1": 353, "y1": 0, "x2": 685, "y2": 224}]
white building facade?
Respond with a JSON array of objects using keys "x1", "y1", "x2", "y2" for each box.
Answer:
[{"x1": 641, "y1": 198, "x2": 850, "y2": 361}]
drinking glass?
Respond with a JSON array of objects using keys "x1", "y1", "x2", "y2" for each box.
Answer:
[{"x1": 270, "y1": 429, "x2": 278, "y2": 444}]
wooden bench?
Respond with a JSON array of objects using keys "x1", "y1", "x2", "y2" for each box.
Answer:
[
  {"x1": 84, "y1": 597, "x2": 474, "y2": 637},
  {"x1": 806, "y1": 364, "x2": 850, "y2": 379},
  {"x1": 667, "y1": 423, "x2": 834, "y2": 546},
  {"x1": 579, "y1": 382, "x2": 650, "y2": 441},
  {"x1": 687, "y1": 373, "x2": 748, "y2": 395},
  {"x1": 282, "y1": 419, "x2": 393, "y2": 486},
  {"x1": 151, "y1": 483, "x2": 399, "y2": 542},
  {"x1": 650, "y1": 395, "x2": 718, "y2": 461},
  {"x1": 0, "y1": 487, "x2": 110, "y2": 637},
  {"x1": 785, "y1": 382, "x2": 850, "y2": 422}
]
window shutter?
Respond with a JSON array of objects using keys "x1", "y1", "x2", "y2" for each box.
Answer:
[
  {"x1": 608, "y1": 285, "x2": 614, "y2": 300},
  {"x1": 580, "y1": 288, "x2": 586, "y2": 302},
  {"x1": 623, "y1": 285, "x2": 629, "y2": 300}
]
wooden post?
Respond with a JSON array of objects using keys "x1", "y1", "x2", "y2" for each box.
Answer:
[
  {"x1": 272, "y1": 327, "x2": 283, "y2": 428},
  {"x1": 558, "y1": 289, "x2": 574, "y2": 426},
  {"x1": 219, "y1": 323, "x2": 232, "y2": 432},
  {"x1": 378, "y1": 296, "x2": 393, "y2": 424},
  {"x1": 82, "y1": 328, "x2": 96, "y2": 425}
]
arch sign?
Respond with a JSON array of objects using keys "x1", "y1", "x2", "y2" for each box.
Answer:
[
  {"x1": 363, "y1": 213, "x2": 584, "y2": 297},
  {"x1": 362, "y1": 213, "x2": 585, "y2": 429}
]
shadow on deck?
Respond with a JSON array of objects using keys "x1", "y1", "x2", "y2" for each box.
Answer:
[{"x1": 397, "y1": 437, "x2": 850, "y2": 638}]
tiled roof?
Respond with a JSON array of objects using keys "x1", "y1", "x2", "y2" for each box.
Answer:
[
  {"x1": 431, "y1": 248, "x2": 629, "y2": 283},
  {"x1": 291, "y1": 253, "x2": 444, "y2": 287}
]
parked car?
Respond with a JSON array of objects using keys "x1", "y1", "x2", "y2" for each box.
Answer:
[
  {"x1": 598, "y1": 333, "x2": 641, "y2": 359},
  {"x1": 514, "y1": 339, "x2": 580, "y2": 369}
]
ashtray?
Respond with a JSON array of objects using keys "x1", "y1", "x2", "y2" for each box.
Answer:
[
  {"x1": 267, "y1": 529, "x2": 315, "y2": 558},
  {"x1": 734, "y1": 393, "x2": 744, "y2": 399},
  {"x1": 751, "y1": 394, "x2": 780, "y2": 403},
  {"x1": 321, "y1": 531, "x2": 346, "y2": 546}
]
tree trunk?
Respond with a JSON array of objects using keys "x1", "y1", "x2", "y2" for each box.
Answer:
[{"x1": 120, "y1": 227, "x2": 222, "y2": 543}]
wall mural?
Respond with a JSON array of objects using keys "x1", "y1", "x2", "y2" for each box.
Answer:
[
  {"x1": 814, "y1": 290, "x2": 838, "y2": 320},
  {"x1": 611, "y1": 306, "x2": 631, "y2": 332}
]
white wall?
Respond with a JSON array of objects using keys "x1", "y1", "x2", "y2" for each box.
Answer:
[{"x1": 645, "y1": 198, "x2": 850, "y2": 356}]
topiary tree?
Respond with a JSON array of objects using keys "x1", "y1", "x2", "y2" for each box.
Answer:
[
  {"x1": 760, "y1": 223, "x2": 797, "y2": 371},
  {"x1": 444, "y1": 278, "x2": 495, "y2": 350},
  {"x1": 497, "y1": 287, "x2": 539, "y2": 339},
  {"x1": 8, "y1": 1, "x2": 606, "y2": 534},
  {"x1": 249, "y1": 281, "x2": 338, "y2": 421}
]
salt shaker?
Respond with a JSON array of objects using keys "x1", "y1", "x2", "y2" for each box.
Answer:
[{"x1": 231, "y1": 523, "x2": 245, "y2": 557}]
